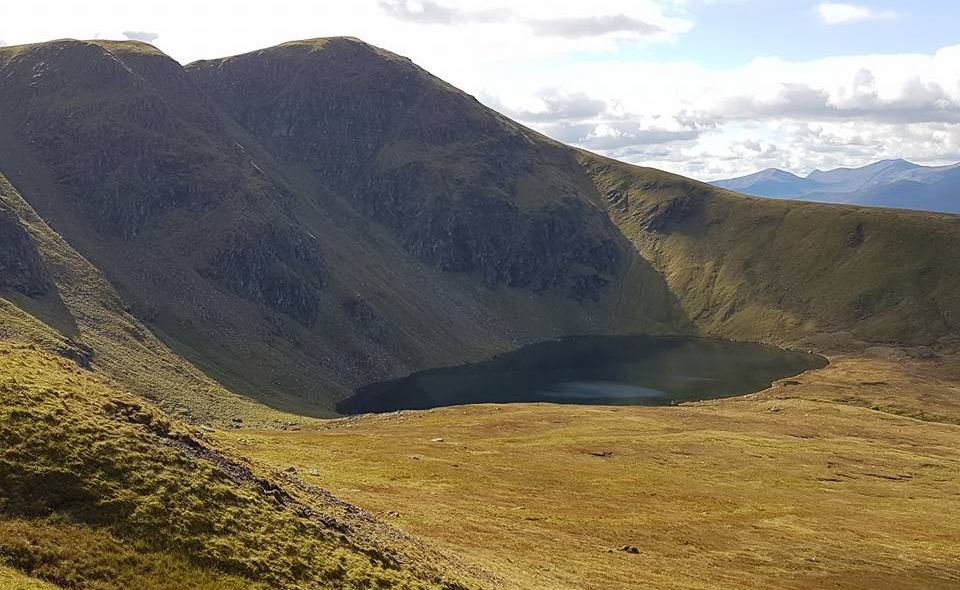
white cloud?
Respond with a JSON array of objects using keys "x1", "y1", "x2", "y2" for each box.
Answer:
[
  {"x1": 486, "y1": 44, "x2": 960, "y2": 179},
  {"x1": 817, "y1": 3, "x2": 898, "y2": 25}
]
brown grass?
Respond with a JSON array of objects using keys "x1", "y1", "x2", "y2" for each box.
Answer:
[{"x1": 217, "y1": 354, "x2": 960, "y2": 590}]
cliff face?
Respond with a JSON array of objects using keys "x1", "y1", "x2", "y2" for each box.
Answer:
[
  {"x1": 0, "y1": 40, "x2": 245, "y2": 237},
  {"x1": 189, "y1": 38, "x2": 627, "y2": 302},
  {"x1": 0, "y1": 38, "x2": 679, "y2": 417},
  {"x1": 0, "y1": 204, "x2": 50, "y2": 297}
]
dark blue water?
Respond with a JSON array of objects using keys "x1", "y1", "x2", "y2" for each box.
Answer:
[{"x1": 337, "y1": 335, "x2": 827, "y2": 414}]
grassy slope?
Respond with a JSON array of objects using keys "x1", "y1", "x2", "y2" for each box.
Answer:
[
  {"x1": 0, "y1": 343, "x2": 482, "y2": 590},
  {"x1": 578, "y1": 154, "x2": 960, "y2": 349},
  {"x1": 218, "y1": 356, "x2": 960, "y2": 590}
]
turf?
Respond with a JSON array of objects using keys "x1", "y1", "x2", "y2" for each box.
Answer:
[
  {"x1": 0, "y1": 343, "x2": 481, "y2": 590},
  {"x1": 217, "y1": 354, "x2": 960, "y2": 590}
]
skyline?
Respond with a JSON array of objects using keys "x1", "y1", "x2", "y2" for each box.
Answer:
[{"x1": 2, "y1": 0, "x2": 958, "y2": 180}]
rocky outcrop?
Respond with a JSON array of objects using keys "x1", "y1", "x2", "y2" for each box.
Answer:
[
  {"x1": 0, "y1": 205, "x2": 50, "y2": 296},
  {"x1": 640, "y1": 193, "x2": 698, "y2": 232},
  {"x1": 359, "y1": 163, "x2": 620, "y2": 300},
  {"x1": 191, "y1": 38, "x2": 624, "y2": 302},
  {"x1": 199, "y1": 224, "x2": 325, "y2": 326}
]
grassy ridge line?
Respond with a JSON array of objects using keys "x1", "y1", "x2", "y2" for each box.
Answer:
[
  {"x1": 0, "y1": 342, "x2": 481, "y2": 590},
  {"x1": 578, "y1": 152, "x2": 960, "y2": 349}
]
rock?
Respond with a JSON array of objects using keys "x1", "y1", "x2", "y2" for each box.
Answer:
[
  {"x1": 641, "y1": 195, "x2": 695, "y2": 232},
  {"x1": 590, "y1": 451, "x2": 613, "y2": 457},
  {"x1": 770, "y1": 405, "x2": 782, "y2": 413},
  {"x1": 387, "y1": 511, "x2": 401, "y2": 518},
  {"x1": 619, "y1": 545, "x2": 641, "y2": 554},
  {"x1": 0, "y1": 205, "x2": 52, "y2": 296},
  {"x1": 284, "y1": 466, "x2": 297, "y2": 474},
  {"x1": 199, "y1": 223, "x2": 326, "y2": 326},
  {"x1": 431, "y1": 437, "x2": 444, "y2": 443},
  {"x1": 846, "y1": 222, "x2": 865, "y2": 248}
]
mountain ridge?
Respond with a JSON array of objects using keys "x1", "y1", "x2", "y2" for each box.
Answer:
[{"x1": 713, "y1": 158, "x2": 960, "y2": 213}]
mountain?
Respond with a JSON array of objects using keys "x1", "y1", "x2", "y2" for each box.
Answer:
[
  {"x1": 708, "y1": 168, "x2": 815, "y2": 198},
  {"x1": 0, "y1": 37, "x2": 959, "y2": 589},
  {"x1": 712, "y1": 159, "x2": 960, "y2": 213},
  {"x1": 0, "y1": 38, "x2": 680, "y2": 422}
]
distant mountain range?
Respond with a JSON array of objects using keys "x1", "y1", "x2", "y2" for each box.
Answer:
[{"x1": 712, "y1": 159, "x2": 960, "y2": 214}]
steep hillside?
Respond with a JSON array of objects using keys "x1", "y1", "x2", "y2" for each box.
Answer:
[
  {"x1": 0, "y1": 343, "x2": 482, "y2": 590},
  {"x1": 0, "y1": 38, "x2": 681, "y2": 418},
  {"x1": 0, "y1": 172, "x2": 297, "y2": 427},
  {"x1": 580, "y1": 154, "x2": 960, "y2": 348}
]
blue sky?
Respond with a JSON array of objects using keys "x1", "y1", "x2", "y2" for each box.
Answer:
[
  {"x1": 2, "y1": 1, "x2": 958, "y2": 180},
  {"x1": 651, "y1": 1, "x2": 960, "y2": 66}
]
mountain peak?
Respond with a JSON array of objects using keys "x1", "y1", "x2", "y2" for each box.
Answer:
[
  {"x1": 711, "y1": 167, "x2": 809, "y2": 197},
  {"x1": 713, "y1": 157, "x2": 960, "y2": 212}
]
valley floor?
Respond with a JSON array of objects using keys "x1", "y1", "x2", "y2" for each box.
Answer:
[{"x1": 217, "y1": 353, "x2": 960, "y2": 590}]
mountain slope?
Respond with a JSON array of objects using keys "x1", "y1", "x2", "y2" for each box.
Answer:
[
  {"x1": 713, "y1": 159, "x2": 960, "y2": 213},
  {"x1": 0, "y1": 343, "x2": 481, "y2": 589},
  {"x1": 0, "y1": 38, "x2": 682, "y2": 419},
  {"x1": 581, "y1": 154, "x2": 960, "y2": 347},
  {"x1": 0, "y1": 36, "x2": 957, "y2": 407}
]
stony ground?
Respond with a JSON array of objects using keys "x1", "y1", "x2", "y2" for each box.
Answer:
[{"x1": 218, "y1": 352, "x2": 960, "y2": 590}]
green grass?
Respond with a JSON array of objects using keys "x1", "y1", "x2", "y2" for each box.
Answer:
[
  {"x1": 578, "y1": 153, "x2": 960, "y2": 349},
  {"x1": 0, "y1": 343, "x2": 478, "y2": 590}
]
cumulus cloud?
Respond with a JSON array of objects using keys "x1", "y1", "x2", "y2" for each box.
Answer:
[
  {"x1": 122, "y1": 30, "x2": 159, "y2": 43},
  {"x1": 817, "y1": 3, "x2": 898, "y2": 25},
  {"x1": 491, "y1": 87, "x2": 710, "y2": 157},
  {"x1": 377, "y1": 0, "x2": 511, "y2": 25},
  {"x1": 527, "y1": 14, "x2": 664, "y2": 38},
  {"x1": 714, "y1": 80, "x2": 960, "y2": 124},
  {"x1": 506, "y1": 90, "x2": 606, "y2": 121},
  {"x1": 486, "y1": 43, "x2": 960, "y2": 179}
]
